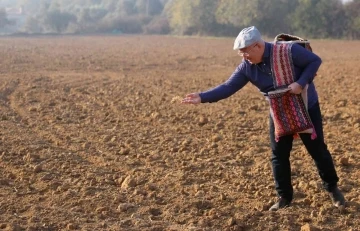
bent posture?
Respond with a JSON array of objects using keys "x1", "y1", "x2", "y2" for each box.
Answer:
[{"x1": 182, "y1": 26, "x2": 345, "y2": 211}]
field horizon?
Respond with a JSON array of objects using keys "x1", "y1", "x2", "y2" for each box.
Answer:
[{"x1": 0, "y1": 35, "x2": 359, "y2": 231}]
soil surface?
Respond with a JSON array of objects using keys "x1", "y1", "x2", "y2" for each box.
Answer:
[{"x1": 0, "y1": 35, "x2": 359, "y2": 231}]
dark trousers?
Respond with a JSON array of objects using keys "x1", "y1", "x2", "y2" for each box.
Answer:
[{"x1": 269, "y1": 101, "x2": 339, "y2": 201}]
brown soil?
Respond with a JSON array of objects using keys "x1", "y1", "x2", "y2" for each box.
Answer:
[{"x1": 0, "y1": 35, "x2": 359, "y2": 231}]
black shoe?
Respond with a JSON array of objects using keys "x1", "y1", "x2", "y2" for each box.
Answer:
[
  {"x1": 269, "y1": 197, "x2": 291, "y2": 211},
  {"x1": 329, "y1": 187, "x2": 345, "y2": 208}
]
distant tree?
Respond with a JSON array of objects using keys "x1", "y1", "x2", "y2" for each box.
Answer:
[
  {"x1": 11, "y1": 0, "x2": 357, "y2": 38},
  {"x1": 344, "y1": 0, "x2": 360, "y2": 38},
  {"x1": 159, "y1": 0, "x2": 171, "y2": 6},
  {"x1": 76, "y1": 8, "x2": 93, "y2": 32},
  {"x1": 79, "y1": 8, "x2": 92, "y2": 23},
  {"x1": 165, "y1": 0, "x2": 218, "y2": 35},
  {"x1": 0, "y1": 8, "x2": 11, "y2": 28},
  {"x1": 143, "y1": 16, "x2": 170, "y2": 34},
  {"x1": 216, "y1": 0, "x2": 256, "y2": 28},
  {"x1": 103, "y1": 0, "x2": 118, "y2": 12},
  {"x1": 215, "y1": 0, "x2": 299, "y2": 37},
  {"x1": 136, "y1": 0, "x2": 163, "y2": 16},
  {"x1": 23, "y1": 16, "x2": 43, "y2": 33},
  {"x1": 75, "y1": 5, "x2": 108, "y2": 32},
  {"x1": 48, "y1": 1, "x2": 61, "y2": 12},
  {"x1": 96, "y1": 15, "x2": 145, "y2": 33},
  {"x1": 290, "y1": 0, "x2": 346, "y2": 38},
  {"x1": 37, "y1": 1, "x2": 51, "y2": 16},
  {"x1": 19, "y1": 0, "x2": 52, "y2": 14},
  {"x1": 89, "y1": 6, "x2": 108, "y2": 21},
  {"x1": 88, "y1": 0, "x2": 103, "y2": 4},
  {"x1": 43, "y1": 10, "x2": 77, "y2": 33},
  {"x1": 115, "y1": 0, "x2": 137, "y2": 16},
  {"x1": 255, "y1": 0, "x2": 299, "y2": 36}
]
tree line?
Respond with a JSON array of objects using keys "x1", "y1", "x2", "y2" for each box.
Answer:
[{"x1": 1, "y1": 0, "x2": 359, "y2": 39}]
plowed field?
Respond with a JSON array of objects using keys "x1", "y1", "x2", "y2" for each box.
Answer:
[{"x1": 0, "y1": 35, "x2": 359, "y2": 231}]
